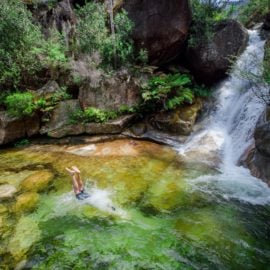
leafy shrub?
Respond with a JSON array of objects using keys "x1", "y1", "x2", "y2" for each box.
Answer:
[
  {"x1": 141, "y1": 74, "x2": 194, "y2": 112},
  {"x1": 0, "y1": 1, "x2": 68, "y2": 87},
  {"x1": 0, "y1": 0, "x2": 43, "y2": 86},
  {"x1": 188, "y1": 0, "x2": 231, "y2": 47},
  {"x1": 140, "y1": 73, "x2": 210, "y2": 113},
  {"x1": 239, "y1": 0, "x2": 270, "y2": 26},
  {"x1": 76, "y1": 2, "x2": 134, "y2": 68},
  {"x1": 33, "y1": 30, "x2": 68, "y2": 79},
  {"x1": 70, "y1": 107, "x2": 118, "y2": 124},
  {"x1": 5, "y1": 92, "x2": 36, "y2": 117}
]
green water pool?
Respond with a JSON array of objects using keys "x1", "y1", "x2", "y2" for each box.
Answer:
[{"x1": 0, "y1": 140, "x2": 269, "y2": 270}]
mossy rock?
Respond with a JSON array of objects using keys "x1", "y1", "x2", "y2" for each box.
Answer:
[
  {"x1": 14, "y1": 192, "x2": 40, "y2": 214},
  {"x1": 20, "y1": 171, "x2": 54, "y2": 193},
  {"x1": 8, "y1": 216, "x2": 41, "y2": 261},
  {"x1": 0, "y1": 205, "x2": 8, "y2": 215}
]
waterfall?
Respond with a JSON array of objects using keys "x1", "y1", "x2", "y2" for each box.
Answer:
[{"x1": 178, "y1": 30, "x2": 270, "y2": 205}]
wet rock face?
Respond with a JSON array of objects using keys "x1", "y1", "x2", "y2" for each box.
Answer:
[
  {"x1": 30, "y1": 0, "x2": 76, "y2": 45},
  {"x1": 123, "y1": 0, "x2": 191, "y2": 65},
  {"x1": 263, "y1": 12, "x2": 270, "y2": 30},
  {"x1": 40, "y1": 99, "x2": 80, "y2": 135},
  {"x1": 254, "y1": 107, "x2": 270, "y2": 157},
  {"x1": 150, "y1": 99, "x2": 203, "y2": 135},
  {"x1": 244, "y1": 107, "x2": 270, "y2": 186},
  {"x1": 0, "y1": 112, "x2": 40, "y2": 145},
  {"x1": 187, "y1": 20, "x2": 249, "y2": 85},
  {"x1": 78, "y1": 69, "x2": 142, "y2": 111}
]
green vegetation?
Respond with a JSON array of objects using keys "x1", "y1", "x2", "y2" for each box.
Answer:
[
  {"x1": 4, "y1": 87, "x2": 71, "y2": 118},
  {"x1": 76, "y1": 2, "x2": 135, "y2": 68},
  {"x1": 189, "y1": 0, "x2": 233, "y2": 47},
  {"x1": 0, "y1": 0, "x2": 67, "y2": 88},
  {"x1": 70, "y1": 107, "x2": 119, "y2": 124},
  {"x1": 69, "y1": 73, "x2": 209, "y2": 124},
  {"x1": 0, "y1": 0, "x2": 43, "y2": 86},
  {"x1": 239, "y1": 0, "x2": 270, "y2": 26},
  {"x1": 5, "y1": 92, "x2": 36, "y2": 117},
  {"x1": 140, "y1": 73, "x2": 209, "y2": 112},
  {"x1": 14, "y1": 139, "x2": 31, "y2": 147}
]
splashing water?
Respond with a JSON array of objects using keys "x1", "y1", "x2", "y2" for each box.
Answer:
[
  {"x1": 54, "y1": 184, "x2": 129, "y2": 219},
  {"x1": 177, "y1": 30, "x2": 270, "y2": 205}
]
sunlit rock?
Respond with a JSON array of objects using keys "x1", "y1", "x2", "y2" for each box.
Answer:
[
  {"x1": 20, "y1": 171, "x2": 54, "y2": 192},
  {"x1": 0, "y1": 184, "x2": 17, "y2": 201},
  {"x1": 0, "y1": 170, "x2": 37, "y2": 188}
]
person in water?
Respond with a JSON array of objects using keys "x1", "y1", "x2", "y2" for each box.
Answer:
[{"x1": 65, "y1": 166, "x2": 90, "y2": 200}]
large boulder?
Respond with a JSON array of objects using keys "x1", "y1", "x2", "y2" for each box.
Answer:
[
  {"x1": 85, "y1": 114, "x2": 136, "y2": 135},
  {"x1": 187, "y1": 20, "x2": 248, "y2": 85},
  {"x1": 40, "y1": 99, "x2": 81, "y2": 135},
  {"x1": 35, "y1": 80, "x2": 60, "y2": 100},
  {"x1": 78, "y1": 69, "x2": 142, "y2": 110},
  {"x1": 0, "y1": 112, "x2": 40, "y2": 145},
  {"x1": 123, "y1": 0, "x2": 191, "y2": 65},
  {"x1": 243, "y1": 107, "x2": 270, "y2": 186},
  {"x1": 46, "y1": 114, "x2": 135, "y2": 138}
]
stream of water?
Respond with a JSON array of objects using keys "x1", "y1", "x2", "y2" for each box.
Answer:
[
  {"x1": 178, "y1": 30, "x2": 270, "y2": 205},
  {"x1": 0, "y1": 30, "x2": 270, "y2": 270}
]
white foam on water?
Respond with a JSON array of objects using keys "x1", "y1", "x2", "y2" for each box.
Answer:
[
  {"x1": 177, "y1": 30, "x2": 270, "y2": 205},
  {"x1": 54, "y1": 184, "x2": 129, "y2": 219}
]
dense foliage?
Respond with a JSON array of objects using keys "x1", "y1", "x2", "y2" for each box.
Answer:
[
  {"x1": 0, "y1": 0, "x2": 67, "y2": 88},
  {"x1": 0, "y1": 0, "x2": 43, "y2": 86},
  {"x1": 188, "y1": 0, "x2": 234, "y2": 47},
  {"x1": 239, "y1": 0, "x2": 270, "y2": 26},
  {"x1": 5, "y1": 92, "x2": 36, "y2": 117},
  {"x1": 70, "y1": 107, "x2": 119, "y2": 124},
  {"x1": 76, "y1": 2, "x2": 135, "y2": 68},
  {"x1": 4, "y1": 87, "x2": 71, "y2": 118},
  {"x1": 140, "y1": 73, "x2": 209, "y2": 112}
]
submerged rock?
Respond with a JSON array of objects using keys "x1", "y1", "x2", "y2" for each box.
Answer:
[
  {"x1": 20, "y1": 170, "x2": 54, "y2": 192},
  {"x1": 14, "y1": 192, "x2": 40, "y2": 214},
  {"x1": 187, "y1": 20, "x2": 248, "y2": 84},
  {"x1": 123, "y1": 0, "x2": 191, "y2": 65},
  {"x1": 0, "y1": 184, "x2": 17, "y2": 201},
  {"x1": 8, "y1": 216, "x2": 41, "y2": 261}
]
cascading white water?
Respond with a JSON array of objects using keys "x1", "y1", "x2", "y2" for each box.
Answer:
[{"x1": 178, "y1": 30, "x2": 270, "y2": 205}]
